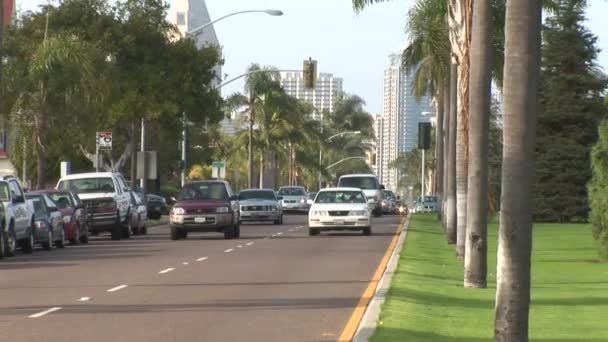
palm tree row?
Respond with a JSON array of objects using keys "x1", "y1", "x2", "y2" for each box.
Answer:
[
  {"x1": 223, "y1": 64, "x2": 375, "y2": 191},
  {"x1": 353, "y1": 0, "x2": 542, "y2": 339}
]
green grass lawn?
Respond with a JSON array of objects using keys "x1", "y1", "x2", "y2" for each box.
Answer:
[{"x1": 371, "y1": 214, "x2": 608, "y2": 342}]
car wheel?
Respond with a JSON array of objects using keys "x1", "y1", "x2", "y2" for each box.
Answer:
[
  {"x1": 56, "y1": 227, "x2": 66, "y2": 249},
  {"x1": 122, "y1": 219, "x2": 133, "y2": 239},
  {"x1": 5, "y1": 225, "x2": 17, "y2": 257},
  {"x1": 141, "y1": 226, "x2": 148, "y2": 235},
  {"x1": 363, "y1": 227, "x2": 372, "y2": 236},
  {"x1": 234, "y1": 222, "x2": 241, "y2": 239},
  {"x1": 309, "y1": 228, "x2": 320, "y2": 236},
  {"x1": 373, "y1": 207, "x2": 382, "y2": 217},
  {"x1": 70, "y1": 225, "x2": 81, "y2": 245},
  {"x1": 21, "y1": 226, "x2": 35, "y2": 254},
  {"x1": 0, "y1": 229, "x2": 4, "y2": 259},
  {"x1": 43, "y1": 230, "x2": 53, "y2": 251},
  {"x1": 170, "y1": 226, "x2": 180, "y2": 241},
  {"x1": 80, "y1": 225, "x2": 89, "y2": 244},
  {"x1": 223, "y1": 225, "x2": 236, "y2": 240},
  {"x1": 111, "y1": 213, "x2": 122, "y2": 241},
  {"x1": 179, "y1": 228, "x2": 188, "y2": 239}
]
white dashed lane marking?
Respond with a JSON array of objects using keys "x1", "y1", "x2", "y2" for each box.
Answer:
[
  {"x1": 182, "y1": 262, "x2": 189, "y2": 265},
  {"x1": 159, "y1": 268, "x2": 175, "y2": 274},
  {"x1": 107, "y1": 285, "x2": 128, "y2": 293},
  {"x1": 78, "y1": 297, "x2": 91, "y2": 302},
  {"x1": 29, "y1": 307, "x2": 62, "y2": 318},
  {"x1": 237, "y1": 245, "x2": 243, "y2": 248},
  {"x1": 277, "y1": 232, "x2": 283, "y2": 236},
  {"x1": 196, "y1": 257, "x2": 208, "y2": 262},
  {"x1": 246, "y1": 242, "x2": 254, "y2": 246},
  {"x1": 224, "y1": 249, "x2": 234, "y2": 253}
]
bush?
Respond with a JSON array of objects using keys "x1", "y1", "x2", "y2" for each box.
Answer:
[{"x1": 589, "y1": 119, "x2": 608, "y2": 261}]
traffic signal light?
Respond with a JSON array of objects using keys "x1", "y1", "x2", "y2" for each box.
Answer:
[
  {"x1": 303, "y1": 58, "x2": 317, "y2": 89},
  {"x1": 418, "y1": 122, "x2": 431, "y2": 150}
]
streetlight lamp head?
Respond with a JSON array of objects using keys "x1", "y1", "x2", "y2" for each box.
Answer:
[{"x1": 265, "y1": 9, "x2": 283, "y2": 16}]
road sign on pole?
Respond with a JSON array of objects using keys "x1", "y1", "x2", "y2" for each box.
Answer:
[
  {"x1": 97, "y1": 131, "x2": 113, "y2": 150},
  {"x1": 212, "y1": 161, "x2": 226, "y2": 179}
]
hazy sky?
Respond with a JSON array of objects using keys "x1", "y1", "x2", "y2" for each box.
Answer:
[{"x1": 18, "y1": 0, "x2": 608, "y2": 114}]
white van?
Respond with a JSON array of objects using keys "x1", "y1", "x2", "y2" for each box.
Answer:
[{"x1": 337, "y1": 174, "x2": 384, "y2": 217}]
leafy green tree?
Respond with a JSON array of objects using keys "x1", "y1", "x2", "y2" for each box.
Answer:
[{"x1": 535, "y1": 0, "x2": 608, "y2": 222}]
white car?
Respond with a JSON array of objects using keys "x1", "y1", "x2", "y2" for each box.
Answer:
[{"x1": 308, "y1": 187, "x2": 372, "y2": 236}]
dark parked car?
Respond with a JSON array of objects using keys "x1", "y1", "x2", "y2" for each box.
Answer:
[
  {"x1": 169, "y1": 180, "x2": 240, "y2": 240},
  {"x1": 145, "y1": 193, "x2": 167, "y2": 220},
  {"x1": 45, "y1": 190, "x2": 89, "y2": 245},
  {"x1": 0, "y1": 201, "x2": 6, "y2": 259},
  {"x1": 25, "y1": 192, "x2": 65, "y2": 250}
]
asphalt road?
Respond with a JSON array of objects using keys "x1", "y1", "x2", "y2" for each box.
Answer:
[{"x1": 0, "y1": 214, "x2": 402, "y2": 342}]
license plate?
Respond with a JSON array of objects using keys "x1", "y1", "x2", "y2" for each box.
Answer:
[
  {"x1": 194, "y1": 217, "x2": 206, "y2": 223},
  {"x1": 335, "y1": 220, "x2": 345, "y2": 225}
]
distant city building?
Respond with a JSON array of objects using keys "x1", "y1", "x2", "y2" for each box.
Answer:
[
  {"x1": 377, "y1": 50, "x2": 433, "y2": 191},
  {"x1": 280, "y1": 71, "x2": 343, "y2": 115}
]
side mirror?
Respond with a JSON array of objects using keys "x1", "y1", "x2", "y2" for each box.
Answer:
[
  {"x1": 169, "y1": 197, "x2": 177, "y2": 205},
  {"x1": 277, "y1": 196, "x2": 283, "y2": 200},
  {"x1": 380, "y1": 184, "x2": 386, "y2": 190}
]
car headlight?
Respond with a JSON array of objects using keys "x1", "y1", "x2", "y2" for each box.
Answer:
[
  {"x1": 172, "y1": 207, "x2": 185, "y2": 215},
  {"x1": 63, "y1": 216, "x2": 72, "y2": 224},
  {"x1": 300, "y1": 198, "x2": 306, "y2": 203},
  {"x1": 311, "y1": 210, "x2": 328, "y2": 216},
  {"x1": 350, "y1": 210, "x2": 368, "y2": 216},
  {"x1": 216, "y1": 207, "x2": 230, "y2": 213}
]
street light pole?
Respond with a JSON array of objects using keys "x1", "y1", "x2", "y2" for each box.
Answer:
[
  {"x1": 318, "y1": 131, "x2": 361, "y2": 190},
  {"x1": 178, "y1": 8, "x2": 283, "y2": 189}
]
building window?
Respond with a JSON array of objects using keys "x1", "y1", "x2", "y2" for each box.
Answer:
[{"x1": 176, "y1": 12, "x2": 186, "y2": 26}]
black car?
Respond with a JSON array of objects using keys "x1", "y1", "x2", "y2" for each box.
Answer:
[
  {"x1": 25, "y1": 193, "x2": 66, "y2": 250},
  {"x1": 146, "y1": 193, "x2": 167, "y2": 220},
  {"x1": 0, "y1": 201, "x2": 5, "y2": 259}
]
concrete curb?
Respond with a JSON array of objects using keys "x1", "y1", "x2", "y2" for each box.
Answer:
[{"x1": 353, "y1": 214, "x2": 411, "y2": 342}]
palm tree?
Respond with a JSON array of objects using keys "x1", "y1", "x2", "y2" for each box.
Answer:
[
  {"x1": 464, "y1": 0, "x2": 493, "y2": 289},
  {"x1": 494, "y1": 0, "x2": 542, "y2": 340},
  {"x1": 22, "y1": 35, "x2": 98, "y2": 189}
]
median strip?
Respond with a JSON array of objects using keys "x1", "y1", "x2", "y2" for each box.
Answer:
[
  {"x1": 107, "y1": 285, "x2": 128, "y2": 293},
  {"x1": 29, "y1": 307, "x2": 62, "y2": 318},
  {"x1": 159, "y1": 268, "x2": 175, "y2": 274}
]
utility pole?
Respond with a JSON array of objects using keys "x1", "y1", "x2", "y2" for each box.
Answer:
[
  {"x1": 248, "y1": 90, "x2": 255, "y2": 189},
  {"x1": 181, "y1": 113, "x2": 187, "y2": 187},
  {"x1": 140, "y1": 118, "x2": 147, "y2": 197}
]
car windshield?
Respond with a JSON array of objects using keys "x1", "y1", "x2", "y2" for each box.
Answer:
[
  {"x1": 315, "y1": 191, "x2": 366, "y2": 204},
  {"x1": 177, "y1": 183, "x2": 229, "y2": 201},
  {"x1": 238, "y1": 190, "x2": 276, "y2": 201},
  {"x1": 383, "y1": 191, "x2": 396, "y2": 200},
  {"x1": 48, "y1": 192, "x2": 74, "y2": 209},
  {"x1": 0, "y1": 182, "x2": 9, "y2": 202},
  {"x1": 338, "y1": 177, "x2": 378, "y2": 190},
  {"x1": 58, "y1": 178, "x2": 115, "y2": 194},
  {"x1": 278, "y1": 187, "x2": 305, "y2": 196}
]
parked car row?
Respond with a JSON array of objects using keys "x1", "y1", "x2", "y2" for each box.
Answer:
[{"x1": 1, "y1": 172, "x2": 153, "y2": 259}]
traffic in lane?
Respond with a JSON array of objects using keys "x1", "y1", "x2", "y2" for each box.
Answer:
[{"x1": 0, "y1": 214, "x2": 403, "y2": 341}]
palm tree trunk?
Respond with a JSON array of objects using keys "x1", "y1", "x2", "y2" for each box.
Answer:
[
  {"x1": 464, "y1": 0, "x2": 492, "y2": 289},
  {"x1": 494, "y1": 1, "x2": 541, "y2": 340},
  {"x1": 446, "y1": 63, "x2": 458, "y2": 245},
  {"x1": 456, "y1": 49, "x2": 470, "y2": 259},
  {"x1": 435, "y1": 88, "x2": 445, "y2": 220},
  {"x1": 442, "y1": 80, "x2": 450, "y2": 229},
  {"x1": 248, "y1": 93, "x2": 255, "y2": 189}
]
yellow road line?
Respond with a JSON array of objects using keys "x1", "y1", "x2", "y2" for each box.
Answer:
[{"x1": 337, "y1": 217, "x2": 406, "y2": 342}]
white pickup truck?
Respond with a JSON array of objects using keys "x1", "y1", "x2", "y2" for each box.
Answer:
[
  {"x1": 0, "y1": 176, "x2": 36, "y2": 256},
  {"x1": 56, "y1": 172, "x2": 132, "y2": 240}
]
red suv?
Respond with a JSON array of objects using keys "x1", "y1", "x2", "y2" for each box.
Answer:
[{"x1": 170, "y1": 181, "x2": 240, "y2": 240}]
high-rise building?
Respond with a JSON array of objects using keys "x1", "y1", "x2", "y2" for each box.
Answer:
[
  {"x1": 377, "y1": 50, "x2": 433, "y2": 191},
  {"x1": 280, "y1": 71, "x2": 343, "y2": 115}
]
